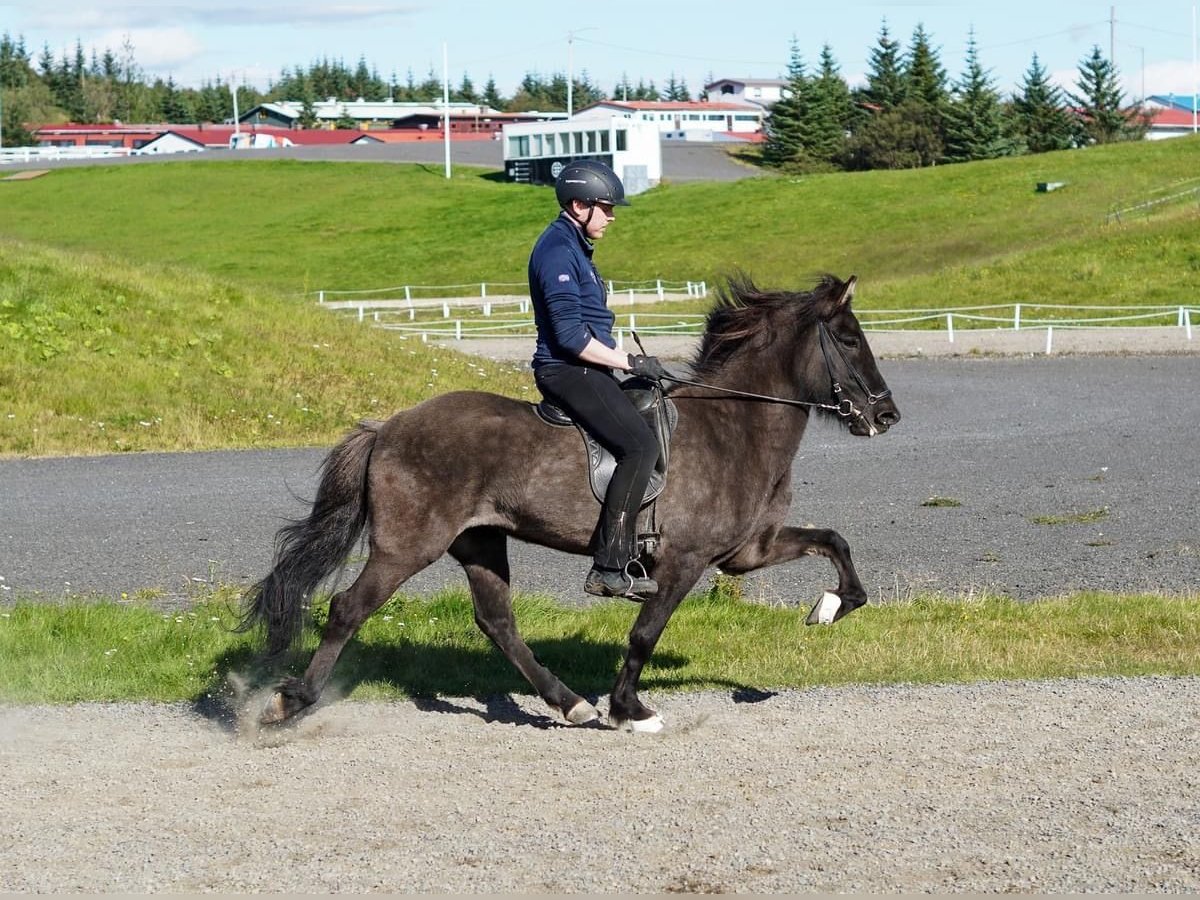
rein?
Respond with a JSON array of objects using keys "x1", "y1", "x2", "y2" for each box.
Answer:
[{"x1": 633, "y1": 324, "x2": 892, "y2": 425}]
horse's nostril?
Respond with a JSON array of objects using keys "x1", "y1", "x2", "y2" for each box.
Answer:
[{"x1": 878, "y1": 409, "x2": 901, "y2": 427}]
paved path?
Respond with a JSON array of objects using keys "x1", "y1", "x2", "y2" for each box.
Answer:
[{"x1": 2, "y1": 352, "x2": 1197, "y2": 607}]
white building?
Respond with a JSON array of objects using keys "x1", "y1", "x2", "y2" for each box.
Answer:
[
  {"x1": 704, "y1": 77, "x2": 788, "y2": 109},
  {"x1": 574, "y1": 100, "x2": 765, "y2": 138},
  {"x1": 501, "y1": 116, "x2": 661, "y2": 194}
]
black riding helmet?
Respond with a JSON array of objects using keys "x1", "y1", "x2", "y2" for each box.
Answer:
[{"x1": 554, "y1": 159, "x2": 630, "y2": 208}]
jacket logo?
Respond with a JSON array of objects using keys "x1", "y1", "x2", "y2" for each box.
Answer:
[{"x1": 557, "y1": 273, "x2": 571, "y2": 282}]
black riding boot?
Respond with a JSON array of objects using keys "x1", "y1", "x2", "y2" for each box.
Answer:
[{"x1": 585, "y1": 509, "x2": 658, "y2": 601}]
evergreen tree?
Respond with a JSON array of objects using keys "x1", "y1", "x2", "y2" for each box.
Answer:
[
  {"x1": 858, "y1": 19, "x2": 905, "y2": 110},
  {"x1": 664, "y1": 72, "x2": 690, "y2": 102},
  {"x1": 455, "y1": 73, "x2": 478, "y2": 104},
  {"x1": 903, "y1": 24, "x2": 948, "y2": 118},
  {"x1": 482, "y1": 75, "x2": 504, "y2": 110},
  {"x1": 942, "y1": 29, "x2": 1011, "y2": 163},
  {"x1": 1011, "y1": 53, "x2": 1075, "y2": 153},
  {"x1": 809, "y1": 43, "x2": 853, "y2": 164},
  {"x1": 159, "y1": 74, "x2": 191, "y2": 122},
  {"x1": 762, "y1": 38, "x2": 811, "y2": 168},
  {"x1": 1067, "y1": 45, "x2": 1144, "y2": 144}
]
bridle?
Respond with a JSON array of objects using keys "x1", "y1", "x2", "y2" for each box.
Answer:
[{"x1": 637, "y1": 322, "x2": 893, "y2": 428}]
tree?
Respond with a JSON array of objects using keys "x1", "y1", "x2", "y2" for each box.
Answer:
[
  {"x1": 762, "y1": 38, "x2": 813, "y2": 169},
  {"x1": 481, "y1": 75, "x2": 504, "y2": 110},
  {"x1": 1067, "y1": 45, "x2": 1145, "y2": 144},
  {"x1": 663, "y1": 72, "x2": 690, "y2": 102},
  {"x1": 903, "y1": 24, "x2": 948, "y2": 118},
  {"x1": 844, "y1": 99, "x2": 942, "y2": 170},
  {"x1": 942, "y1": 29, "x2": 1012, "y2": 163},
  {"x1": 1011, "y1": 53, "x2": 1075, "y2": 153},
  {"x1": 858, "y1": 19, "x2": 905, "y2": 111},
  {"x1": 808, "y1": 43, "x2": 854, "y2": 164}
]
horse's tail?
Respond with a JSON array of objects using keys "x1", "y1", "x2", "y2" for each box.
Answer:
[{"x1": 239, "y1": 420, "x2": 382, "y2": 656}]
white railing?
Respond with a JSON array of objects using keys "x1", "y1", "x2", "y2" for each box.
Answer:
[
  {"x1": 315, "y1": 278, "x2": 708, "y2": 314},
  {"x1": 331, "y1": 301, "x2": 1198, "y2": 348},
  {"x1": 0, "y1": 146, "x2": 133, "y2": 164}
]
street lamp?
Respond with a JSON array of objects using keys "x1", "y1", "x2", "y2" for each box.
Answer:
[{"x1": 566, "y1": 27, "x2": 597, "y2": 120}]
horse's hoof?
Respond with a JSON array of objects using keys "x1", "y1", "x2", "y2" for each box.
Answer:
[
  {"x1": 616, "y1": 713, "x2": 664, "y2": 734},
  {"x1": 806, "y1": 591, "x2": 842, "y2": 626},
  {"x1": 259, "y1": 692, "x2": 290, "y2": 725},
  {"x1": 565, "y1": 699, "x2": 600, "y2": 725}
]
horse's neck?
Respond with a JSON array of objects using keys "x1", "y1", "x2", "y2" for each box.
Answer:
[{"x1": 698, "y1": 356, "x2": 813, "y2": 469}]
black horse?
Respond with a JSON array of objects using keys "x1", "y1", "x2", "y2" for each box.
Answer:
[{"x1": 241, "y1": 274, "x2": 900, "y2": 732}]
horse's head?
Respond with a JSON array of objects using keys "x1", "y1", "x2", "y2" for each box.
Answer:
[{"x1": 808, "y1": 275, "x2": 901, "y2": 437}]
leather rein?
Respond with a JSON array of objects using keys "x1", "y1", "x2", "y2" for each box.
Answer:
[{"x1": 635, "y1": 323, "x2": 892, "y2": 425}]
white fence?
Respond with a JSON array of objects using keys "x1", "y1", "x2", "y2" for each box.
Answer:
[
  {"x1": 323, "y1": 295, "x2": 1198, "y2": 350},
  {"x1": 0, "y1": 146, "x2": 133, "y2": 164}
]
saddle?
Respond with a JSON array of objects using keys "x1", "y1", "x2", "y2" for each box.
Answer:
[{"x1": 534, "y1": 376, "x2": 678, "y2": 508}]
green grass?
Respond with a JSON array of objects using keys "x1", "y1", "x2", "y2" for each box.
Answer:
[
  {"x1": 0, "y1": 240, "x2": 532, "y2": 455},
  {"x1": 1, "y1": 588, "x2": 1196, "y2": 704},
  {"x1": 2, "y1": 138, "x2": 1199, "y2": 456},
  {"x1": 1032, "y1": 507, "x2": 1111, "y2": 526}
]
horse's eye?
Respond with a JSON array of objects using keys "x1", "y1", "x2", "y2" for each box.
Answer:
[{"x1": 837, "y1": 333, "x2": 860, "y2": 349}]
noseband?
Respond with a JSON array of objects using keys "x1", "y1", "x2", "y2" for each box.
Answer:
[{"x1": 642, "y1": 322, "x2": 892, "y2": 426}]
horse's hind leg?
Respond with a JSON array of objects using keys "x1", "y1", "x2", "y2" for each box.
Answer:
[
  {"x1": 261, "y1": 546, "x2": 426, "y2": 725},
  {"x1": 450, "y1": 527, "x2": 599, "y2": 726}
]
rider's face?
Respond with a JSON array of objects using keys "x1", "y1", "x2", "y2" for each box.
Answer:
[{"x1": 570, "y1": 200, "x2": 615, "y2": 240}]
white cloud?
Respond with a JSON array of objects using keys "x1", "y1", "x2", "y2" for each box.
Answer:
[
  {"x1": 95, "y1": 27, "x2": 205, "y2": 71},
  {"x1": 27, "y1": 3, "x2": 418, "y2": 31}
]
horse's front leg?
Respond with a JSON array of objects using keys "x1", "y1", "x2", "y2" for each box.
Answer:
[
  {"x1": 719, "y1": 525, "x2": 867, "y2": 625},
  {"x1": 609, "y1": 554, "x2": 707, "y2": 733}
]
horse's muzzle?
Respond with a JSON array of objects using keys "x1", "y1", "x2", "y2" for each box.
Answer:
[{"x1": 850, "y1": 400, "x2": 900, "y2": 436}]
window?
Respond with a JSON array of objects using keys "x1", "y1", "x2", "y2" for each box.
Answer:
[
  {"x1": 586, "y1": 131, "x2": 597, "y2": 152},
  {"x1": 600, "y1": 130, "x2": 611, "y2": 152},
  {"x1": 530, "y1": 134, "x2": 543, "y2": 156},
  {"x1": 508, "y1": 135, "x2": 529, "y2": 157},
  {"x1": 545, "y1": 133, "x2": 556, "y2": 154},
  {"x1": 615, "y1": 129, "x2": 627, "y2": 151},
  {"x1": 574, "y1": 132, "x2": 584, "y2": 153}
]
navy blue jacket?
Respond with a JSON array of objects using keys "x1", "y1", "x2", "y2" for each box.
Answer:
[{"x1": 528, "y1": 213, "x2": 616, "y2": 369}]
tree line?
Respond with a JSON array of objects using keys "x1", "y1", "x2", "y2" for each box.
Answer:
[
  {"x1": 2, "y1": 21, "x2": 1150, "y2": 171},
  {"x1": 764, "y1": 21, "x2": 1149, "y2": 172}
]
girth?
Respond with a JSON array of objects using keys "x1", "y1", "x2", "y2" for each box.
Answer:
[{"x1": 534, "y1": 377, "x2": 678, "y2": 507}]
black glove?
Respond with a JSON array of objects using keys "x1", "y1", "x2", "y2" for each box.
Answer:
[{"x1": 627, "y1": 353, "x2": 667, "y2": 381}]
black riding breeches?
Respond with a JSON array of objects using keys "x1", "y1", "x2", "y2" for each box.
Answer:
[{"x1": 534, "y1": 362, "x2": 658, "y2": 571}]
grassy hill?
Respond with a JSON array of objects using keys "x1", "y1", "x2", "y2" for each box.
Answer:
[{"x1": 1, "y1": 138, "x2": 1197, "y2": 457}]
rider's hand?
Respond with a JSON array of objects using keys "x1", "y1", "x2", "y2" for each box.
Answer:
[{"x1": 627, "y1": 354, "x2": 668, "y2": 381}]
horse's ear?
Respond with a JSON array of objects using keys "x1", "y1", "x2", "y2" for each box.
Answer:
[{"x1": 837, "y1": 275, "x2": 857, "y2": 307}]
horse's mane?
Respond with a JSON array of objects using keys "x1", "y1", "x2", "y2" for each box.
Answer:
[{"x1": 690, "y1": 273, "x2": 843, "y2": 380}]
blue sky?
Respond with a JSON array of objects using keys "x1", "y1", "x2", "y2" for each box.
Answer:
[{"x1": 3, "y1": 1, "x2": 1198, "y2": 102}]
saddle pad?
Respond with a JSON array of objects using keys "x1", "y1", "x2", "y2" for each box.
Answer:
[{"x1": 533, "y1": 385, "x2": 678, "y2": 507}]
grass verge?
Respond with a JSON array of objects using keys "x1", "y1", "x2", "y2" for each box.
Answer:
[{"x1": 1, "y1": 588, "x2": 1196, "y2": 705}]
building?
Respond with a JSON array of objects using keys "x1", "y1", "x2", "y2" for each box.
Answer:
[
  {"x1": 703, "y1": 77, "x2": 788, "y2": 109},
  {"x1": 573, "y1": 100, "x2": 765, "y2": 139},
  {"x1": 1143, "y1": 94, "x2": 1200, "y2": 140},
  {"x1": 236, "y1": 98, "x2": 553, "y2": 134},
  {"x1": 501, "y1": 117, "x2": 661, "y2": 194}
]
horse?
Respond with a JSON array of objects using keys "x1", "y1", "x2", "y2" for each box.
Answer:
[{"x1": 240, "y1": 273, "x2": 901, "y2": 732}]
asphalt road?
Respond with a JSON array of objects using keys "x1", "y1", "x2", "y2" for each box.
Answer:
[{"x1": 3, "y1": 355, "x2": 1197, "y2": 607}]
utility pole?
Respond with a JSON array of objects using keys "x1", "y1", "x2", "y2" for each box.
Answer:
[
  {"x1": 566, "y1": 27, "x2": 596, "y2": 120},
  {"x1": 442, "y1": 42, "x2": 451, "y2": 179},
  {"x1": 1110, "y1": 6, "x2": 1116, "y2": 65}
]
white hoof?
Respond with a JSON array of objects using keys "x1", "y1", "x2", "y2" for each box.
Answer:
[
  {"x1": 624, "y1": 713, "x2": 664, "y2": 734},
  {"x1": 807, "y1": 590, "x2": 842, "y2": 626},
  {"x1": 565, "y1": 699, "x2": 600, "y2": 725}
]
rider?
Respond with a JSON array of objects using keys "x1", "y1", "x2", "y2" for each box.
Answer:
[{"x1": 529, "y1": 159, "x2": 668, "y2": 600}]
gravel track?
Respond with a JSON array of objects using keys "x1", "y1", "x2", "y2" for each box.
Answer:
[
  {"x1": 4, "y1": 340, "x2": 1199, "y2": 893},
  {"x1": 3, "y1": 676, "x2": 1198, "y2": 893}
]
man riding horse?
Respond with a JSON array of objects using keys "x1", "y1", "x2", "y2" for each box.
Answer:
[{"x1": 527, "y1": 160, "x2": 667, "y2": 601}]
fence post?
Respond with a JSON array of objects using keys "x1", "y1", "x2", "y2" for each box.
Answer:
[
  {"x1": 1014, "y1": 304, "x2": 1021, "y2": 330},
  {"x1": 1179, "y1": 307, "x2": 1185, "y2": 327},
  {"x1": 946, "y1": 313, "x2": 954, "y2": 343},
  {"x1": 701, "y1": 281, "x2": 707, "y2": 298},
  {"x1": 318, "y1": 290, "x2": 325, "y2": 304},
  {"x1": 1045, "y1": 326, "x2": 1054, "y2": 355},
  {"x1": 481, "y1": 282, "x2": 487, "y2": 298},
  {"x1": 404, "y1": 286, "x2": 411, "y2": 302},
  {"x1": 629, "y1": 288, "x2": 635, "y2": 303},
  {"x1": 483, "y1": 302, "x2": 492, "y2": 316},
  {"x1": 657, "y1": 279, "x2": 664, "y2": 300},
  {"x1": 629, "y1": 314, "x2": 636, "y2": 334},
  {"x1": 1186, "y1": 308, "x2": 1193, "y2": 341},
  {"x1": 608, "y1": 280, "x2": 614, "y2": 295},
  {"x1": 455, "y1": 319, "x2": 462, "y2": 340},
  {"x1": 357, "y1": 305, "x2": 364, "y2": 322},
  {"x1": 442, "y1": 302, "x2": 450, "y2": 318}
]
